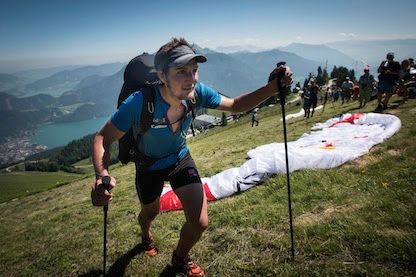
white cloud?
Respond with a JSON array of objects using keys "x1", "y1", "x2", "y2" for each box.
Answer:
[
  {"x1": 338, "y1": 32, "x2": 357, "y2": 38},
  {"x1": 295, "y1": 36, "x2": 302, "y2": 41}
]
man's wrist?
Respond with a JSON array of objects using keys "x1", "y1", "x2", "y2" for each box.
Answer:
[
  {"x1": 266, "y1": 80, "x2": 279, "y2": 95},
  {"x1": 95, "y1": 169, "x2": 109, "y2": 180},
  {"x1": 95, "y1": 172, "x2": 107, "y2": 180}
]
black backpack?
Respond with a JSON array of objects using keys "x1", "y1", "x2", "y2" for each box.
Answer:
[{"x1": 117, "y1": 53, "x2": 197, "y2": 165}]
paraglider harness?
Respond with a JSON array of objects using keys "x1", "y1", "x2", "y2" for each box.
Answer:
[{"x1": 117, "y1": 53, "x2": 198, "y2": 166}]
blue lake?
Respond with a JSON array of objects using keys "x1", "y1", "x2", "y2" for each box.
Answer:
[{"x1": 31, "y1": 116, "x2": 111, "y2": 149}]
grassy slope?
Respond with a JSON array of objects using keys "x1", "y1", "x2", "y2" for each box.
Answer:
[
  {"x1": 0, "y1": 171, "x2": 84, "y2": 203},
  {"x1": 0, "y1": 154, "x2": 92, "y2": 204},
  {"x1": 0, "y1": 97, "x2": 415, "y2": 276}
]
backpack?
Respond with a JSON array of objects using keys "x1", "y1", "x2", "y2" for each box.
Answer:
[{"x1": 117, "y1": 53, "x2": 198, "y2": 165}]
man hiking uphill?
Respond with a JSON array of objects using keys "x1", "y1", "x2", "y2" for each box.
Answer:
[{"x1": 91, "y1": 37, "x2": 292, "y2": 277}]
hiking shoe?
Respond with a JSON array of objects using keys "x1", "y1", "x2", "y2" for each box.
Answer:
[
  {"x1": 171, "y1": 250, "x2": 205, "y2": 277},
  {"x1": 141, "y1": 236, "x2": 157, "y2": 257}
]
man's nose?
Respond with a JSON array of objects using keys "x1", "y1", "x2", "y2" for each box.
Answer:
[{"x1": 186, "y1": 71, "x2": 197, "y2": 82}]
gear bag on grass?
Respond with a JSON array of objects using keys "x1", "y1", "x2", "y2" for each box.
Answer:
[{"x1": 117, "y1": 53, "x2": 198, "y2": 165}]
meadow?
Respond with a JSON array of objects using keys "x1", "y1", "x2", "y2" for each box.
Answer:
[{"x1": 0, "y1": 96, "x2": 415, "y2": 276}]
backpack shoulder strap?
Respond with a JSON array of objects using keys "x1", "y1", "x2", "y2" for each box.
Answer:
[
  {"x1": 139, "y1": 85, "x2": 156, "y2": 135},
  {"x1": 186, "y1": 87, "x2": 199, "y2": 119}
]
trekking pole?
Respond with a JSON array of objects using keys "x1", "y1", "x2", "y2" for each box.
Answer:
[
  {"x1": 276, "y1": 62, "x2": 296, "y2": 261},
  {"x1": 101, "y1": 175, "x2": 111, "y2": 276}
]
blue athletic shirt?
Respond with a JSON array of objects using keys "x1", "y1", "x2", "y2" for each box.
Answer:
[{"x1": 111, "y1": 82, "x2": 221, "y2": 170}]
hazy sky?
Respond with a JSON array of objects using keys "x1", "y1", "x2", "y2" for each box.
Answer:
[{"x1": 1, "y1": 0, "x2": 415, "y2": 72}]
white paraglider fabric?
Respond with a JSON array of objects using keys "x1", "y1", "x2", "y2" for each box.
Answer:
[{"x1": 160, "y1": 113, "x2": 401, "y2": 212}]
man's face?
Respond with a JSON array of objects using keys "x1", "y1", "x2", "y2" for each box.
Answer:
[
  {"x1": 165, "y1": 60, "x2": 199, "y2": 100},
  {"x1": 387, "y1": 54, "x2": 394, "y2": 61}
]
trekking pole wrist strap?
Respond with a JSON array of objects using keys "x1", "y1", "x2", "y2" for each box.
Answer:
[{"x1": 95, "y1": 172, "x2": 108, "y2": 180}]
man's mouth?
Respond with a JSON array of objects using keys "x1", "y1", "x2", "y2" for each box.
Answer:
[{"x1": 183, "y1": 85, "x2": 195, "y2": 92}]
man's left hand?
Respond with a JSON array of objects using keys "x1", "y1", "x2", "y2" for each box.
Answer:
[{"x1": 268, "y1": 63, "x2": 293, "y2": 94}]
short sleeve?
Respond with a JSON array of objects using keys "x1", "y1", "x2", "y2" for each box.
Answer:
[
  {"x1": 196, "y1": 82, "x2": 221, "y2": 109},
  {"x1": 111, "y1": 92, "x2": 143, "y2": 132}
]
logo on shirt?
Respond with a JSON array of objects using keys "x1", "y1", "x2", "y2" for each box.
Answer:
[
  {"x1": 151, "y1": 124, "x2": 168, "y2": 129},
  {"x1": 151, "y1": 117, "x2": 168, "y2": 129},
  {"x1": 153, "y1": 118, "x2": 168, "y2": 124}
]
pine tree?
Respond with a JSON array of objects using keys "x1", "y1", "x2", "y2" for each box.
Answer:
[
  {"x1": 330, "y1": 66, "x2": 352, "y2": 86},
  {"x1": 323, "y1": 68, "x2": 329, "y2": 85},
  {"x1": 316, "y1": 66, "x2": 324, "y2": 86},
  {"x1": 330, "y1": 66, "x2": 337, "y2": 79},
  {"x1": 349, "y1": 69, "x2": 356, "y2": 82}
]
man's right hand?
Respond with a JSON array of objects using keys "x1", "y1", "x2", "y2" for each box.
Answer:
[{"x1": 91, "y1": 175, "x2": 116, "y2": 206}]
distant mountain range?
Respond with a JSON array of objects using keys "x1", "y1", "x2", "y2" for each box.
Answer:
[
  {"x1": 326, "y1": 39, "x2": 416, "y2": 71},
  {"x1": 1, "y1": 38, "x2": 415, "y2": 143},
  {"x1": 214, "y1": 45, "x2": 267, "y2": 54},
  {"x1": 199, "y1": 48, "x2": 318, "y2": 94},
  {"x1": 0, "y1": 92, "x2": 56, "y2": 111},
  {"x1": 0, "y1": 65, "x2": 85, "y2": 97},
  {"x1": 279, "y1": 43, "x2": 361, "y2": 69},
  {"x1": 0, "y1": 73, "x2": 19, "y2": 83},
  {"x1": 0, "y1": 74, "x2": 27, "y2": 97},
  {"x1": 230, "y1": 49, "x2": 319, "y2": 84},
  {"x1": 23, "y1": 62, "x2": 124, "y2": 97}
]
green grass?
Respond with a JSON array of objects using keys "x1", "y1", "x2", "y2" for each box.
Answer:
[
  {"x1": 0, "y1": 96, "x2": 415, "y2": 276},
  {"x1": 0, "y1": 171, "x2": 83, "y2": 203},
  {"x1": 0, "y1": 156, "x2": 102, "y2": 204}
]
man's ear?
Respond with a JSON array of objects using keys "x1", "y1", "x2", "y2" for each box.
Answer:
[{"x1": 157, "y1": 71, "x2": 167, "y2": 85}]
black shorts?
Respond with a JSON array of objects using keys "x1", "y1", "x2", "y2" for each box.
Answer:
[{"x1": 135, "y1": 152, "x2": 202, "y2": 205}]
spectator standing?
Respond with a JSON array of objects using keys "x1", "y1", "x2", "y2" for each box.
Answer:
[
  {"x1": 302, "y1": 86, "x2": 311, "y2": 118},
  {"x1": 397, "y1": 59, "x2": 412, "y2": 103},
  {"x1": 333, "y1": 87, "x2": 340, "y2": 102},
  {"x1": 341, "y1": 77, "x2": 353, "y2": 104},
  {"x1": 308, "y1": 79, "x2": 320, "y2": 117},
  {"x1": 358, "y1": 67, "x2": 376, "y2": 108},
  {"x1": 375, "y1": 52, "x2": 401, "y2": 112},
  {"x1": 251, "y1": 109, "x2": 259, "y2": 127}
]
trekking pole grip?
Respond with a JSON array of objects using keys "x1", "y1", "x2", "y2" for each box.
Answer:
[
  {"x1": 102, "y1": 175, "x2": 111, "y2": 212},
  {"x1": 276, "y1": 61, "x2": 288, "y2": 106},
  {"x1": 101, "y1": 176, "x2": 111, "y2": 191}
]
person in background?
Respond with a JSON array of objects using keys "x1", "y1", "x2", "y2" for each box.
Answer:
[
  {"x1": 333, "y1": 86, "x2": 341, "y2": 102},
  {"x1": 397, "y1": 59, "x2": 412, "y2": 103},
  {"x1": 341, "y1": 77, "x2": 353, "y2": 104},
  {"x1": 308, "y1": 79, "x2": 320, "y2": 117},
  {"x1": 375, "y1": 52, "x2": 401, "y2": 112},
  {"x1": 352, "y1": 83, "x2": 360, "y2": 100},
  {"x1": 251, "y1": 108, "x2": 259, "y2": 127},
  {"x1": 358, "y1": 66, "x2": 376, "y2": 108},
  {"x1": 302, "y1": 85, "x2": 311, "y2": 118}
]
